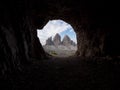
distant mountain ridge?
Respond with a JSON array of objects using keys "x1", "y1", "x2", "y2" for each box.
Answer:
[
  {"x1": 45, "y1": 33, "x2": 77, "y2": 46},
  {"x1": 43, "y1": 33, "x2": 77, "y2": 57}
]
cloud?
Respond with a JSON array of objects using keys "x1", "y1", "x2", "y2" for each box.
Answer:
[
  {"x1": 71, "y1": 37, "x2": 77, "y2": 44},
  {"x1": 37, "y1": 20, "x2": 75, "y2": 45},
  {"x1": 69, "y1": 29, "x2": 73, "y2": 32}
]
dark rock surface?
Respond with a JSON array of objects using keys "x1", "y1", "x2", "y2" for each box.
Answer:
[
  {"x1": 71, "y1": 40, "x2": 76, "y2": 46},
  {"x1": 1, "y1": 57, "x2": 120, "y2": 90},
  {"x1": 0, "y1": 0, "x2": 120, "y2": 89}
]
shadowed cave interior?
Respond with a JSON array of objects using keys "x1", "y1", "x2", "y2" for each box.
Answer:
[{"x1": 0, "y1": 0, "x2": 120, "y2": 89}]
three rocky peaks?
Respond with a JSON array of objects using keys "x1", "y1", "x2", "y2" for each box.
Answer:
[{"x1": 45, "y1": 33, "x2": 76, "y2": 46}]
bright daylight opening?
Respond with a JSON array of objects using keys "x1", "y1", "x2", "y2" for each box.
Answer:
[{"x1": 37, "y1": 19, "x2": 77, "y2": 57}]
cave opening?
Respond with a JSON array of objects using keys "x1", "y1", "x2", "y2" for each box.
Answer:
[{"x1": 37, "y1": 19, "x2": 77, "y2": 57}]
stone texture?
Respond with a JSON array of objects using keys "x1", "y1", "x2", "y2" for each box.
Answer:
[
  {"x1": 62, "y1": 35, "x2": 72, "y2": 46},
  {"x1": 53, "y1": 33, "x2": 61, "y2": 46},
  {"x1": 71, "y1": 40, "x2": 76, "y2": 46},
  {"x1": 46, "y1": 37, "x2": 54, "y2": 45},
  {"x1": 0, "y1": 0, "x2": 120, "y2": 89},
  {"x1": 45, "y1": 33, "x2": 76, "y2": 47},
  {"x1": 44, "y1": 34, "x2": 77, "y2": 54}
]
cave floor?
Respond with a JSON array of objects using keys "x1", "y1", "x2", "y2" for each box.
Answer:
[{"x1": 10, "y1": 57, "x2": 120, "y2": 89}]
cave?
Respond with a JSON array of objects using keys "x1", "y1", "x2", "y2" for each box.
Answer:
[
  {"x1": 0, "y1": 0, "x2": 120, "y2": 89},
  {"x1": 37, "y1": 19, "x2": 77, "y2": 57}
]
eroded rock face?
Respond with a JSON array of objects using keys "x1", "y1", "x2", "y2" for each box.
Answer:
[
  {"x1": 43, "y1": 34, "x2": 77, "y2": 56},
  {"x1": 71, "y1": 40, "x2": 76, "y2": 46},
  {"x1": 0, "y1": 0, "x2": 119, "y2": 64},
  {"x1": 75, "y1": 27, "x2": 105, "y2": 57},
  {"x1": 45, "y1": 33, "x2": 76, "y2": 47},
  {"x1": 46, "y1": 37, "x2": 54, "y2": 45},
  {"x1": 0, "y1": 0, "x2": 119, "y2": 59},
  {"x1": 0, "y1": 0, "x2": 120, "y2": 88},
  {"x1": 62, "y1": 35, "x2": 72, "y2": 46},
  {"x1": 53, "y1": 33, "x2": 61, "y2": 46}
]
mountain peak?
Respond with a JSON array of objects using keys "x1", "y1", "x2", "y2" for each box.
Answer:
[
  {"x1": 53, "y1": 33, "x2": 61, "y2": 46},
  {"x1": 46, "y1": 36, "x2": 54, "y2": 45},
  {"x1": 63, "y1": 35, "x2": 70, "y2": 40},
  {"x1": 45, "y1": 33, "x2": 76, "y2": 47},
  {"x1": 55, "y1": 33, "x2": 60, "y2": 36},
  {"x1": 62, "y1": 35, "x2": 71, "y2": 46}
]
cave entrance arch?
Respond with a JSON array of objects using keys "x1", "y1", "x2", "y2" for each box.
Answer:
[{"x1": 37, "y1": 19, "x2": 77, "y2": 57}]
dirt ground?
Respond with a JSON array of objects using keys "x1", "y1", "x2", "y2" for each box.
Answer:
[{"x1": 2, "y1": 56, "x2": 120, "y2": 90}]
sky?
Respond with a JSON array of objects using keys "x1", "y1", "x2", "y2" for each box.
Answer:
[{"x1": 37, "y1": 20, "x2": 77, "y2": 45}]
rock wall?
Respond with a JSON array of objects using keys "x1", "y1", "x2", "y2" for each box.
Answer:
[
  {"x1": 0, "y1": 0, "x2": 47, "y2": 81},
  {"x1": 0, "y1": 0, "x2": 120, "y2": 84},
  {"x1": 75, "y1": 25, "x2": 106, "y2": 57}
]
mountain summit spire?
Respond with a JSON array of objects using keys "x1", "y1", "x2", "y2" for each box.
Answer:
[
  {"x1": 53, "y1": 33, "x2": 61, "y2": 46},
  {"x1": 44, "y1": 33, "x2": 77, "y2": 57},
  {"x1": 45, "y1": 33, "x2": 76, "y2": 46}
]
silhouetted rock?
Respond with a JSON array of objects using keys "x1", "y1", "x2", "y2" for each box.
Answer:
[
  {"x1": 1, "y1": 0, "x2": 120, "y2": 89},
  {"x1": 71, "y1": 40, "x2": 76, "y2": 46},
  {"x1": 53, "y1": 33, "x2": 61, "y2": 46},
  {"x1": 46, "y1": 37, "x2": 54, "y2": 45}
]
